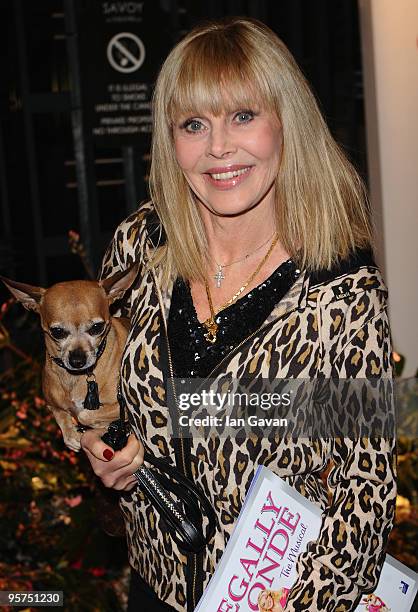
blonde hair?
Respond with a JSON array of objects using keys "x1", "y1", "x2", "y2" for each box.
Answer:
[{"x1": 149, "y1": 17, "x2": 372, "y2": 283}]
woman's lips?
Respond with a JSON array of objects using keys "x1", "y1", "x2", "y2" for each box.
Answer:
[{"x1": 203, "y1": 165, "x2": 253, "y2": 190}]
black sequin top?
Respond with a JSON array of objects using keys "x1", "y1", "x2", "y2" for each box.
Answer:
[{"x1": 168, "y1": 260, "x2": 301, "y2": 378}]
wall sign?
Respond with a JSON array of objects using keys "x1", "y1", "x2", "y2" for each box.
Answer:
[
  {"x1": 106, "y1": 32, "x2": 146, "y2": 73},
  {"x1": 78, "y1": 1, "x2": 171, "y2": 147}
]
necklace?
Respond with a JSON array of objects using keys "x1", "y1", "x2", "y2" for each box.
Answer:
[
  {"x1": 213, "y1": 233, "x2": 274, "y2": 288},
  {"x1": 203, "y1": 234, "x2": 279, "y2": 344}
]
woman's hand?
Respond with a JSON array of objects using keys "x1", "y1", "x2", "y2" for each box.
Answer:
[{"x1": 81, "y1": 429, "x2": 144, "y2": 491}]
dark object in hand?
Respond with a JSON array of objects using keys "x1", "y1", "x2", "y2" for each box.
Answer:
[{"x1": 101, "y1": 419, "x2": 129, "y2": 451}]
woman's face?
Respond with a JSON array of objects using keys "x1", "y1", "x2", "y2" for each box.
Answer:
[{"x1": 172, "y1": 104, "x2": 283, "y2": 218}]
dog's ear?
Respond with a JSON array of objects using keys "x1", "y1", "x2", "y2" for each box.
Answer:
[
  {"x1": 0, "y1": 276, "x2": 46, "y2": 313},
  {"x1": 99, "y1": 265, "x2": 138, "y2": 303}
]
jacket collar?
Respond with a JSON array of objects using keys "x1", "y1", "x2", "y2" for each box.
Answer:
[
  {"x1": 250, "y1": 247, "x2": 383, "y2": 322},
  {"x1": 303, "y1": 248, "x2": 386, "y2": 309},
  {"x1": 309, "y1": 247, "x2": 376, "y2": 286}
]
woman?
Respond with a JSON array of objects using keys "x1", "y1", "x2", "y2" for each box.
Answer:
[{"x1": 81, "y1": 17, "x2": 396, "y2": 612}]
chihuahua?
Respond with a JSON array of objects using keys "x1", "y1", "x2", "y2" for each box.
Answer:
[{"x1": 1, "y1": 267, "x2": 137, "y2": 451}]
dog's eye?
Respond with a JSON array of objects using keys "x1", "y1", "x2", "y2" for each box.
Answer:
[
  {"x1": 88, "y1": 322, "x2": 105, "y2": 336},
  {"x1": 50, "y1": 327, "x2": 69, "y2": 340}
]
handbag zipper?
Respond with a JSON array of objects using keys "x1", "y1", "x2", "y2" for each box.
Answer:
[{"x1": 192, "y1": 554, "x2": 197, "y2": 609}]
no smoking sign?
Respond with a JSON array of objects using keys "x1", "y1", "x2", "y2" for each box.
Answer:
[
  {"x1": 79, "y1": 0, "x2": 169, "y2": 145},
  {"x1": 107, "y1": 32, "x2": 146, "y2": 73}
]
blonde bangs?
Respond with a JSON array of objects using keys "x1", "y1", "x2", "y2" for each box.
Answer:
[{"x1": 166, "y1": 30, "x2": 276, "y2": 122}]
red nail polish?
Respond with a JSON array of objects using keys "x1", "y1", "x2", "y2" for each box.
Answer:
[{"x1": 103, "y1": 449, "x2": 114, "y2": 460}]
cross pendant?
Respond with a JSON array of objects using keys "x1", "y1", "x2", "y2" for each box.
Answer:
[{"x1": 214, "y1": 265, "x2": 225, "y2": 288}]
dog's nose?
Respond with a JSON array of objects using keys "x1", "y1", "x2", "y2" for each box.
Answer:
[{"x1": 69, "y1": 349, "x2": 87, "y2": 369}]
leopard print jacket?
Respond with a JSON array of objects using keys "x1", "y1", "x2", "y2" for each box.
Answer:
[{"x1": 100, "y1": 202, "x2": 396, "y2": 612}]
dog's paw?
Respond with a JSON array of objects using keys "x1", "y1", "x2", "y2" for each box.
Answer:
[
  {"x1": 77, "y1": 408, "x2": 97, "y2": 426},
  {"x1": 65, "y1": 439, "x2": 81, "y2": 452},
  {"x1": 77, "y1": 408, "x2": 115, "y2": 428},
  {"x1": 63, "y1": 432, "x2": 82, "y2": 452}
]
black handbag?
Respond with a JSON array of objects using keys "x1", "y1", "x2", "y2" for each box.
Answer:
[
  {"x1": 101, "y1": 393, "x2": 216, "y2": 554},
  {"x1": 133, "y1": 451, "x2": 216, "y2": 553}
]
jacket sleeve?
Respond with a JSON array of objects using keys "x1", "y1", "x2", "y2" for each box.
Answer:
[{"x1": 284, "y1": 296, "x2": 397, "y2": 611}]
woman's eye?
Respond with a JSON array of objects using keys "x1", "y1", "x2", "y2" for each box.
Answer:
[
  {"x1": 50, "y1": 327, "x2": 69, "y2": 340},
  {"x1": 88, "y1": 322, "x2": 105, "y2": 336},
  {"x1": 235, "y1": 111, "x2": 254, "y2": 123},
  {"x1": 183, "y1": 119, "x2": 204, "y2": 133}
]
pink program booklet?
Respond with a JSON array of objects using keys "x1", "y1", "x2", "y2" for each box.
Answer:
[{"x1": 196, "y1": 465, "x2": 417, "y2": 612}]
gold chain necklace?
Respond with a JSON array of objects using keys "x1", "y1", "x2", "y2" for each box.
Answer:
[
  {"x1": 213, "y1": 233, "x2": 275, "y2": 288},
  {"x1": 203, "y1": 233, "x2": 279, "y2": 344}
]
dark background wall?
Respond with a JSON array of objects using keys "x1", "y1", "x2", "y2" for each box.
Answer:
[{"x1": 1, "y1": 0, "x2": 367, "y2": 294}]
